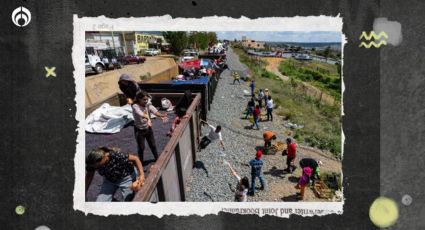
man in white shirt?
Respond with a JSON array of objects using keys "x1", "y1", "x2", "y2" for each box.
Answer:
[
  {"x1": 198, "y1": 120, "x2": 225, "y2": 151},
  {"x1": 266, "y1": 95, "x2": 274, "y2": 121}
]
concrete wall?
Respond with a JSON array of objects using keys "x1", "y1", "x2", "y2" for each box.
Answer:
[{"x1": 85, "y1": 57, "x2": 178, "y2": 110}]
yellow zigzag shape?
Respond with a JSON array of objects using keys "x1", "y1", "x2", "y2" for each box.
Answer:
[
  {"x1": 359, "y1": 31, "x2": 388, "y2": 40},
  {"x1": 359, "y1": 40, "x2": 387, "y2": 48}
]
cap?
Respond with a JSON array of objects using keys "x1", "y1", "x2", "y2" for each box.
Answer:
[
  {"x1": 256, "y1": 149, "x2": 263, "y2": 159},
  {"x1": 119, "y1": 73, "x2": 133, "y2": 82}
]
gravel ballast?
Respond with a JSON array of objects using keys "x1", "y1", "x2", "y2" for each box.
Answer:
[{"x1": 185, "y1": 48, "x2": 342, "y2": 202}]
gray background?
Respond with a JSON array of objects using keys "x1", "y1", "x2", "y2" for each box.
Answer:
[{"x1": 0, "y1": 0, "x2": 422, "y2": 229}]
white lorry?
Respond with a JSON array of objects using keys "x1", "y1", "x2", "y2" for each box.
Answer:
[{"x1": 85, "y1": 54, "x2": 106, "y2": 74}]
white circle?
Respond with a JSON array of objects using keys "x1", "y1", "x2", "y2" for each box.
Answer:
[
  {"x1": 11, "y1": 6, "x2": 31, "y2": 27},
  {"x1": 402, "y1": 194, "x2": 412, "y2": 206},
  {"x1": 34, "y1": 226, "x2": 50, "y2": 230}
]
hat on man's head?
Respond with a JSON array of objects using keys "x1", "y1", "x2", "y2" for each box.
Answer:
[
  {"x1": 256, "y1": 149, "x2": 263, "y2": 160},
  {"x1": 119, "y1": 73, "x2": 132, "y2": 82}
]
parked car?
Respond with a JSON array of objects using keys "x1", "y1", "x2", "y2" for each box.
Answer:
[
  {"x1": 145, "y1": 48, "x2": 160, "y2": 56},
  {"x1": 294, "y1": 53, "x2": 312, "y2": 61},
  {"x1": 85, "y1": 54, "x2": 105, "y2": 74},
  {"x1": 122, "y1": 55, "x2": 146, "y2": 64}
]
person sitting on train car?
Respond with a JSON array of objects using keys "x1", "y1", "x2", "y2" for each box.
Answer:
[
  {"x1": 132, "y1": 91, "x2": 169, "y2": 163},
  {"x1": 198, "y1": 120, "x2": 225, "y2": 151},
  {"x1": 118, "y1": 74, "x2": 141, "y2": 105},
  {"x1": 167, "y1": 108, "x2": 189, "y2": 137},
  {"x1": 85, "y1": 146, "x2": 145, "y2": 202}
]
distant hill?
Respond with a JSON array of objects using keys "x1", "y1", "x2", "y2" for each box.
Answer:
[{"x1": 265, "y1": 42, "x2": 341, "y2": 50}]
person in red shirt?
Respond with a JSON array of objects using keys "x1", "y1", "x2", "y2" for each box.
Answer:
[
  {"x1": 251, "y1": 105, "x2": 261, "y2": 130},
  {"x1": 285, "y1": 137, "x2": 297, "y2": 173}
]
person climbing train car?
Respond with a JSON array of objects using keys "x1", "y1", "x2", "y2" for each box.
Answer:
[{"x1": 198, "y1": 120, "x2": 225, "y2": 151}]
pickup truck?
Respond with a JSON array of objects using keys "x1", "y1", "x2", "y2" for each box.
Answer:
[{"x1": 85, "y1": 55, "x2": 105, "y2": 74}]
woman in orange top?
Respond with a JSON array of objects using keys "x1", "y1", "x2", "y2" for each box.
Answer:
[{"x1": 263, "y1": 131, "x2": 276, "y2": 148}]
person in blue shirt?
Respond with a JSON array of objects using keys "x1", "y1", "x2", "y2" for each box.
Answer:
[
  {"x1": 249, "y1": 80, "x2": 255, "y2": 97},
  {"x1": 249, "y1": 149, "x2": 266, "y2": 195}
]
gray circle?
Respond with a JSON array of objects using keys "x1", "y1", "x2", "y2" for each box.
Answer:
[
  {"x1": 401, "y1": 194, "x2": 412, "y2": 206},
  {"x1": 35, "y1": 226, "x2": 51, "y2": 230}
]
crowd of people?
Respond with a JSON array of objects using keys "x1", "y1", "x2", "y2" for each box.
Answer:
[
  {"x1": 219, "y1": 135, "x2": 324, "y2": 201},
  {"x1": 86, "y1": 57, "x2": 325, "y2": 202},
  {"x1": 195, "y1": 70, "x2": 325, "y2": 202}
]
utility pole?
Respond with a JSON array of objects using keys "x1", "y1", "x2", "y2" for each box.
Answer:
[
  {"x1": 111, "y1": 31, "x2": 117, "y2": 55},
  {"x1": 122, "y1": 31, "x2": 128, "y2": 56}
]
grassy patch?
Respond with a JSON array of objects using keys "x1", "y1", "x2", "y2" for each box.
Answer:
[
  {"x1": 233, "y1": 47, "x2": 342, "y2": 158},
  {"x1": 279, "y1": 59, "x2": 341, "y2": 99}
]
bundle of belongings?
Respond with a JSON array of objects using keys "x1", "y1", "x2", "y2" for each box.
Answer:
[{"x1": 85, "y1": 103, "x2": 134, "y2": 134}]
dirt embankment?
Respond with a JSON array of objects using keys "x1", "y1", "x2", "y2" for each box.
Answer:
[{"x1": 263, "y1": 57, "x2": 337, "y2": 106}]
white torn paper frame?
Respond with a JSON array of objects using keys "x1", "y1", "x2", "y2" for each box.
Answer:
[{"x1": 73, "y1": 15, "x2": 345, "y2": 217}]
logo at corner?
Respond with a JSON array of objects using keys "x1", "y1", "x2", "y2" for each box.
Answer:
[
  {"x1": 12, "y1": 6, "x2": 31, "y2": 27},
  {"x1": 359, "y1": 31, "x2": 388, "y2": 48}
]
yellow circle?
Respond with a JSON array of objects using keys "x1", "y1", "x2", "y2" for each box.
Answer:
[
  {"x1": 369, "y1": 197, "x2": 399, "y2": 228},
  {"x1": 15, "y1": 205, "x2": 25, "y2": 215}
]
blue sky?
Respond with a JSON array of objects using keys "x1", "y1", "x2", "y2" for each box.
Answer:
[{"x1": 216, "y1": 31, "x2": 341, "y2": 43}]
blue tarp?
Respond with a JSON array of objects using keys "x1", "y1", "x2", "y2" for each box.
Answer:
[{"x1": 161, "y1": 76, "x2": 210, "y2": 85}]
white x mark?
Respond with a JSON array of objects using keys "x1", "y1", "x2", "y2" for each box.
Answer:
[{"x1": 45, "y1": 66, "x2": 56, "y2": 78}]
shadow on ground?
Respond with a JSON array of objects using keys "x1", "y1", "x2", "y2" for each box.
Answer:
[
  {"x1": 264, "y1": 166, "x2": 285, "y2": 178},
  {"x1": 288, "y1": 176, "x2": 299, "y2": 183},
  {"x1": 194, "y1": 161, "x2": 209, "y2": 177},
  {"x1": 281, "y1": 194, "x2": 299, "y2": 202}
]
